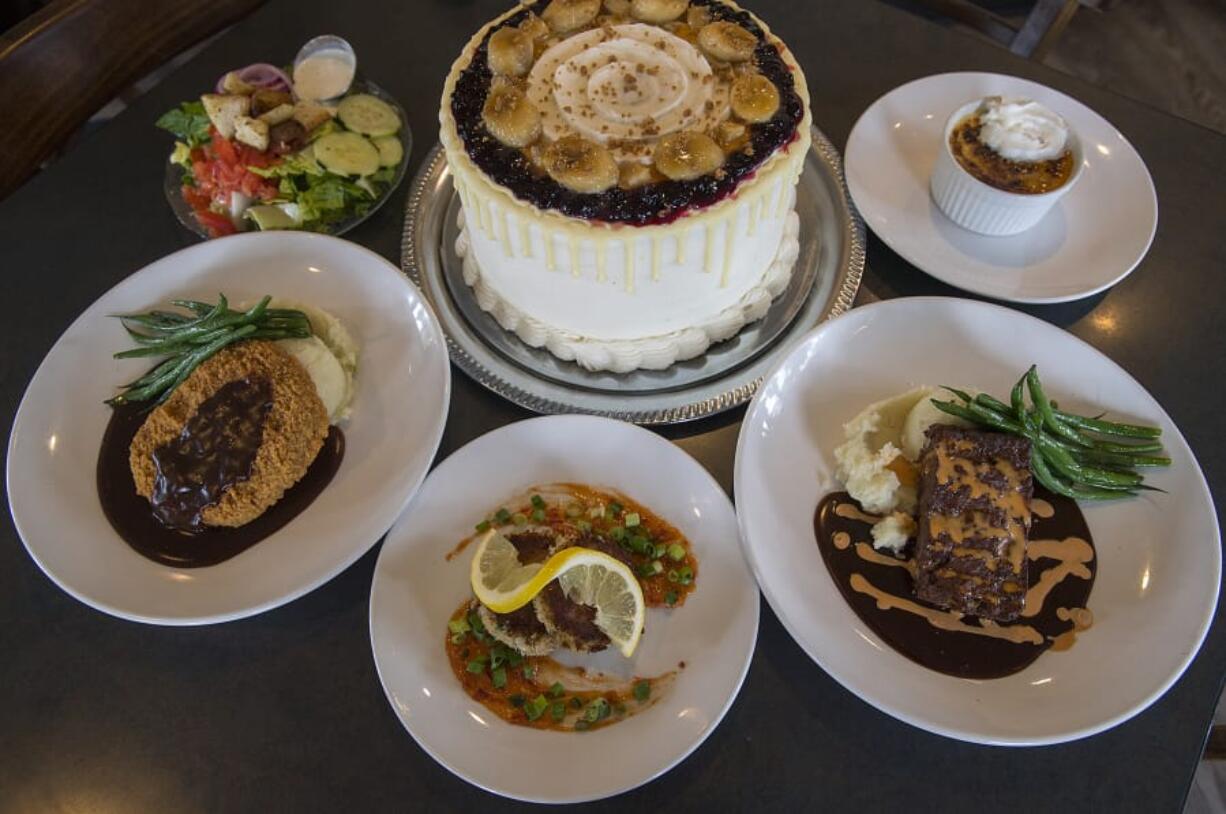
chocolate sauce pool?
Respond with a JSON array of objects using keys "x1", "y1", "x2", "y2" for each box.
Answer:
[
  {"x1": 815, "y1": 489, "x2": 1096, "y2": 679},
  {"x1": 97, "y1": 401, "x2": 344, "y2": 567}
]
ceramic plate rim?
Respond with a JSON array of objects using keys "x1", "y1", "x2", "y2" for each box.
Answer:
[
  {"x1": 845, "y1": 71, "x2": 1158, "y2": 304},
  {"x1": 368, "y1": 414, "x2": 759, "y2": 802},
  {"x1": 733, "y1": 296, "x2": 1220, "y2": 745},
  {"x1": 7, "y1": 231, "x2": 451, "y2": 625}
]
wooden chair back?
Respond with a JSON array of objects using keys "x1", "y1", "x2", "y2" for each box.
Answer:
[{"x1": 0, "y1": 0, "x2": 264, "y2": 200}]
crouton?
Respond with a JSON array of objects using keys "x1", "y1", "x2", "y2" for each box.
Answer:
[
  {"x1": 201, "y1": 93, "x2": 250, "y2": 140},
  {"x1": 258, "y1": 103, "x2": 295, "y2": 126},
  {"x1": 221, "y1": 71, "x2": 255, "y2": 95},
  {"x1": 291, "y1": 102, "x2": 333, "y2": 133},
  {"x1": 234, "y1": 115, "x2": 270, "y2": 151},
  {"x1": 251, "y1": 89, "x2": 293, "y2": 117}
]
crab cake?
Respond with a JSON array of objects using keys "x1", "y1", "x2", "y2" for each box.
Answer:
[
  {"x1": 478, "y1": 529, "x2": 563, "y2": 656},
  {"x1": 529, "y1": 528, "x2": 631, "y2": 653},
  {"x1": 129, "y1": 340, "x2": 329, "y2": 529}
]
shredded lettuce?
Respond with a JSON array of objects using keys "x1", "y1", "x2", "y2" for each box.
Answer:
[
  {"x1": 156, "y1": 101, "x2": 211, "y2": 147},
  {"x1": 247, "y1": 149, "x2": 325, "y2": 179}
]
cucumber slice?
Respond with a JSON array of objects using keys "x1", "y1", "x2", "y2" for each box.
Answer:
[
  {"x1": 337, "y1": 93, "x2": 400, "y2": 137},
  {"x1": 314, "y1": 132, "x2": 381, "y2": 177},
  {"x1": 245, "y1": 204, "x2": 301, "y2": 230},
  {"x1": 373, "y1": 135, "x2": 403, "y2": 167}
]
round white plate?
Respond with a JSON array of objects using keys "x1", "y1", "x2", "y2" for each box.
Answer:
[
  {"x1": 7, "y1": 232, "x2": 450, "y2": 624},
  {"x1": 845, "y1": 72, "x2": 1157, "y2": 303},
  {"x1": 734, "y1": 297, "x2": 1219, "y2": 746},
  {"x1": 369, "y1": 415, "x2": 758, "y2": 802}
]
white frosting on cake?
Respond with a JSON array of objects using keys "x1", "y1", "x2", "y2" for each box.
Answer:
[
  {"x1": 529, "y1": 23, "x2": 729, "y2": 163},
  {"x1": 978, "y1": 96, "x2": 1069, "y2": 162},
  {"x1": 457, "y1": 207, "x2": 801, "y2": 373}
]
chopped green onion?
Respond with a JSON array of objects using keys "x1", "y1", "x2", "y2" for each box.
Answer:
[
  {"x1": 664, "y1": 590, "x2": 678, "y2": 606},
  {"x1": 466, "y1": 658, "x2": 486, "y2": 674},
  {"x1": 449, "y1": 632, "x2": 466, "y2": 644},
  {"x1": 494, "y1": 508, "x2": 511, "y2": 524},
  {"x1": 609, "y1": 501, "x2": 623, "y2": 516},
  {"x1": 570, "y1": 697, "x2": 583, "y2": 709},
  {"x1": 474, "y1": 520, "x2": 491, "y2": 533},
  {"x1": 609, "y1": 526, "x2": 628, "y2": 542},
  {"x1": 649, "y1": 560, "x2": 664, "y2": 575},
  {"x1": 531, "y1": 508, "x2": 547, "y2": 523},
  {"x1": 489, "y1": 647, "x2": 506, "y2": 670},
  {"x1": 525, "y1": 694, "x2": 549, "y2": 721},
  {"x1": 551, "y1": 701, "x2": 567, "y2": 722},
  {"x1": 548, "y1": 681, "x2": 565, "y2": 698},
  {"x1": 512, "y1": 512, "x2": 528, "y2": 526},
  {"x1": 624, "y1": 512, "x2": 641, "y2": 527},
  {"x1": 509, "y1": 694, "x2": 525, "y2": 707},
  {"x1": 522, "y1": 664, "x2": 536, "y2": 680},
  {"x1": 531, "y1": 494, "x2": 546, "y2": 509},
  {"x1": 651, "y1": 543, "x2": 667, "y2": 559},
  {"x1": 667, "y1": 543, "x2": 686, "y2": 561},
  {"x1": 583, "y1": 698, "x2": 611, "y2": 723},
  {"x1": 576, "y1": 520, "x2": 592, "y2": 533},
  {"x1": 491, "y1": 667, "x2": 507, "y2": 689},
  {"x1": 565, "y1": 503, "x2": 583, "y2": 518},
  {"x1": 633, "y1": 680, "x2": 651, "y2": 702},
  {"x1": 667, "y1": 569, "x2": 679, "y2": 583},
  {"x1": 677, "y1": 566, "x2": 693, "y2": 585},
  {"x1": 506, "y1": 649, "x2": 524, "y2": 667},
  {"x1": 628, "y1": 535, "x2": 649, "y2": 554},
  {"x1": 448, "y1": 618, "x2": 471, "y2": 635}
]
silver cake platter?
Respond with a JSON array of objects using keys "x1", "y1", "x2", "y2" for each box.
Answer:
[{"x1": 401, "y1": 124, "x2": 864, "y2": 424}]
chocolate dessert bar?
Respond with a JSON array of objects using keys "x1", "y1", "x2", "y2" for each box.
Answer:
[{"x1": 914, "y1": 426, "x2": 1033, "y2": 622}]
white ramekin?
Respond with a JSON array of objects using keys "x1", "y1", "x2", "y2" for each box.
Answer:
[{"x1": 930, "y1": 99, "x2": 1083, "y2": 236}]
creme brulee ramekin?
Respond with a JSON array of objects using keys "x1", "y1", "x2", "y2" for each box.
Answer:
[{"x1": 930, "y1": 99, "x2": 1083, "y2": 236}]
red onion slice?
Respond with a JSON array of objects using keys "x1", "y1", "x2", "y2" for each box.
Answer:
[{"x1": 215, "y1": 63, "x2": 293, "y2": 94}]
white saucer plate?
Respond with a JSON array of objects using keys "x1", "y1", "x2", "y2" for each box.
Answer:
[
  {"x1": 735, "y1": 297, "x2": 1219, "y2": 745},
  {"x1": 369, "y1": 415, "x2": 758, "y2": 802},
  {"x1": 7, "y1": 232, "x2": 450, "y2": 624},
  {"x1": 845, "y1": 72, "x2": 1157, "y2": 303}
]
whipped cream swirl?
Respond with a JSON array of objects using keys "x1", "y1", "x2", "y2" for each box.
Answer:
[
  {"x1": 977, "y1": 97, "x2": 1070, "y2": 162},
  {"x1": 528, "y1": 23, "x2": 728, "y2": 163}
]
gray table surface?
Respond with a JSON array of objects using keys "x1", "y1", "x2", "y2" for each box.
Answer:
[{"x1": 2, "y1": 0, "x2": 1224, "y2": 810}]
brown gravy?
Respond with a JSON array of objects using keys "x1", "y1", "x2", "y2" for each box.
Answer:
[
  {"x1": 97, "y1": 402, "x2": 344, "y2": 567},
  {"x1": 814, "y1": 489, "x2": 1095, "y2": 679}
]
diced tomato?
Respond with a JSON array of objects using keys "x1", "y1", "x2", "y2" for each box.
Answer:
[
  {"x1": 181, "y1": 185, "x2": 211, "y2": 211},
  {"x1": 211, "y1": 131, "x2": 239, "y2": 165},
  {"x1": 194, "y1": 209, "x2": 237, "y2": 238}
]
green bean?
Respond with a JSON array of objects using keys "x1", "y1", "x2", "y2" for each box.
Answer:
[
  {"x1": 1009, "y1": 375, "x2": 1026, "y2": 422},
  {"x1": 1053, "y1": 410, "x2": 1162, "y2": 439},
  {"x1": 931, "y1": 399, "x2": 1021, "y2": 434},
  {"x1": 1024, "y1": 366, "x2": 1095, "y2": 447},
  {"x1": 1071, "y1": 448, "x2": 1171, "y2": 468}
]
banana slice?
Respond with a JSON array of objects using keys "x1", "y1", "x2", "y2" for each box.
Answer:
[
  {"x1": 697, "y1": 21, "x2": 757, "y2": 63},
  {"x1": 543, "y1": 136, "x2": 618, "y2": 193},
  {"x1": 541, "y1": 0, "x2": 600, "y2": 33},
  {"x1": 488, "y1": 26, "x2": 535, "y2": 77},
  {"x1": 336, "y1": 93, "x2": 401, "y2": 137},
  {"x1": 730, "y1": 73, "x2": 780, "y2": 123},
  {"x1": 519, "y1": 13, "x2": 550, "y2": 40},
  {"x1": 482, "y1": 84, "x2": 542, "y2": 147},
  {"x1": 618, "y1": 161, "x2": 655, "y2": 189},
  {"x1": 653, "y1": 131, "x2": 724, "y2": 181},
  {"x1": 314, "y1": 132, "x2": 381, "y2": 177},
  {"x1": 630, "y1": 0, "x2": 688, "y2": 23}
]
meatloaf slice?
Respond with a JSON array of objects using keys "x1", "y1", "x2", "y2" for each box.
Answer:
[{"x1": 913, "y1": 425, "x2": 1033, "y2": 621}]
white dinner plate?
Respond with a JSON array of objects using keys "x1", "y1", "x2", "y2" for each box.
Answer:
[
  {"x1": 845, "y1": 72, "x2": 1157, "y2": 303},
  {"x1": 7, "y1": 232, "x2": 450, "y2": 624},
  {"x1": 369, "y1": 415, "x2": 758, "y2": 802},
  {"x1": 734, "y1": 297, "x2": 1219, "y2": 745}
]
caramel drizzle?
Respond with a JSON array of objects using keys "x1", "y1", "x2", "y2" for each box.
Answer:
[
  {"x1": 624, "y1": 242, "x2": 635, "y2": 293},
  {"x1": 833, "y1": 502, "x2": 881, "y2": 525},
  {"x1": 931, "y1": 447, "x2": 1031, "y2": 574},
  {"x1": 497, "y1": 207, "x2": 512, "y2": 257},
  {"x1": 544, "y1": 233, "x2": 556, "y2": 271},
  {"x1": 1031, "y1": 498, "x2": 1054, "y2": 519},
  {"x1": 854, "y1": 542, "x2": 917, "y2": 578},
  {"x1": 519, "y1": 220, "x2": 533, "y2": 258},
  {"x1": 702, "y1": 223, "x2": 714, "y2": 274},
  {"x1": 1021, "y1": 537, "x2": 1094, "y2": 618},
  {"x1": 720, "y1": 218, "x2": 734, "y2": 288},
  {"x1": 675, "y1": 229, "x2": 687, "y2": 264},
  {"x1": 850, "y1": 574, "x2": 1043, "y2": 645},
  {"x1": 747, "y1": 197, "x2": 759, "y2": 236},
  {"x1": 595, "y1": 240, "x2": 607, "y2": 283},
  {"x1": 567, "y1": 236, "x2": 581, "y2": 278},
  {"x1": 650, "y1": 236, "x2": 661, "y2": 282},
  {"x1": 832, "y1": 531, "x2": 851, "y2": 550}
]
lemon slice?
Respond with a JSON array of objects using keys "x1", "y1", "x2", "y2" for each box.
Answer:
[{"x1": 469, "y1": 530, "x2": 646, "y2": 657}]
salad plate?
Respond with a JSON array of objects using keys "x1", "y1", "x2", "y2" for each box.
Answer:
[
  {"x1": 369, "y1": 415, "x2": 758, "y2": 802},
  {"x1": 734, "y1": 297, "x2": 1219, "y2": 745},
  {"x1": 7, "y1": 232, "x2": 450, "y2": 624},
  {"x1": 160, "y1": 65, "x2": 411, "y2": 239},
  {"x1": 845, "y1": 72, "x2": 1157, "y2": 303}
]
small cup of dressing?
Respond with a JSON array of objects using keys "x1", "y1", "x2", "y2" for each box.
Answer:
[{"x1": 293, "y1": 35, "x2": 357, "y2": 102}]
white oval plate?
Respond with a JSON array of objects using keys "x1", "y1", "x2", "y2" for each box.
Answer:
[
  {"x1": 845, "y1": 72, "x2": 1157, "y2": 303},
  {"x1": 369, "y1": 415, "x2": 758, "y2": 803},
  {"x1": 734, "y1": 297, "x2": 1219, "y2": 745},
  {"x1": 7, "y1": 232, "x2": 450, "y2": 624}
]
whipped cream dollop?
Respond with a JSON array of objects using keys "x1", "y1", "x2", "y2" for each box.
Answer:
[
  {"x1": 528, "y1": 23, "x2": 728, "y2": 163},
  {"x1": 977, "y1": 96, "x2": 1069, "y2": 162}
]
